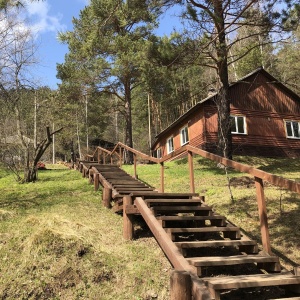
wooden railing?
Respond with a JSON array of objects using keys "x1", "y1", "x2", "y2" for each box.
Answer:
[{"x1": 86, "y1": 142, "x2": 300, "y2": 256}]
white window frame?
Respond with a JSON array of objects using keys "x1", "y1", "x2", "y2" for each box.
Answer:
[
  {"x1": 180, "y1": 126, "x2": 189, "y2": 146},
  {"x1": 156, "y1": 148, "x2": 162, "y2": 158},
  {"x1": 285, "y1": 120, "x2": 300, "y2": 139},
  {"x1": 166, "y1": 136, "x2": 174, "y2": 154},
  {"x1": 230, "y1": 115, "x2": 247, "y2": 134}
]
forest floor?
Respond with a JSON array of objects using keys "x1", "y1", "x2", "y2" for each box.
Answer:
[{"x1": 0, "y1": 155, "x2": 299, "y2": 299}]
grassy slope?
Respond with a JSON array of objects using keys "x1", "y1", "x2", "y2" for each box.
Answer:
[
  {"x1": 0, "y1": 167, "x2": 170, "y2": 300},
  {"x1": 0, "y1": 156, "x2": 299, "y2": 299}
]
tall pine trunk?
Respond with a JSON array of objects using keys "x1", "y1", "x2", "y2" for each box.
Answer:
[
  {"x1": 124, "y1": 77, "x2": 133, "y2": 164},
  {"x1": 214, "y1": 0, "x2": 232, "y2": 159}
]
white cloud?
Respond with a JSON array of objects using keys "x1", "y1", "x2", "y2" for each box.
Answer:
[{"x1": 24, "y1": 0, "x2": 66, "y2": 35}]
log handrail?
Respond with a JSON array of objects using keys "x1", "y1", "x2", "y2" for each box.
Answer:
[
  {"x1": 87, "y1": 142, "x2": 300, "y2": 193},
  {"x1": 185, "y1": 145, "x2": 300, "y2": 193},
  {"x1": 87, "y1": 141, "x2": 300, "y2": 255}
]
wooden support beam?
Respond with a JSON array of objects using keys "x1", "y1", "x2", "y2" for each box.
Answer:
[
  {"x1": 160, "y1": 162, "x2": 164, "y2": 193},
  {"x1": 188, "y1": 151, "x2": 195, "y2": 193},
  {"x1": 119, "y1": 147, "x2": 122, "y2": 167},
  {"x1": 134, "y1": 154, "x2": 137, "y2": 179},
  {"x1": 123, "y1": 195, "x2": 134, "y2": 240},
  {"x1": 255, "y1": 176, "x2": 272, "y2": 255},
  {"x1": 170, "y1": 270, "x2": 192, "y2": 300},
  {"x1": 94, "y1": 173, "x2": 100, "y2": 191},
  {"x1": 102, "y1": 186, "x2": 112, "y2": 208}
]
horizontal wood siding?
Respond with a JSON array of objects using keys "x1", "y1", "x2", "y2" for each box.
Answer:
[
  {"x1": 153, "y1": 70, "x2": 300, "y2": 158},
  {"x1": 229, "y1": 73, "x2": 300, "y2": 115}
]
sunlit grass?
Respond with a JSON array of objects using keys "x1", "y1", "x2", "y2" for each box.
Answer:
[{"x1": 0, "y1": 168, "x2": 170, "y2": 300}]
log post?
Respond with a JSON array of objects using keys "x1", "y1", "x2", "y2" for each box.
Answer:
[
  {"x1": 160, "y1": 162, "x2": 164, "y2": 193},
  {"x1": 119, "y1": 147, "x2": 122, "y2": 167},
  {"x1": 103, "y1": 152, "x2": 106, "y2": 165},
  {"x1": 97, "y1": 148, "x2": 100, "y2": 163},
  {"x1": 170, "y1": 270, "x2": 192, "y2": 300},
  {"x1": 188, "y1": 151, "x2": 195, "y2": 193},
  {"x1": 123, "y1": 195, "x2": 134, "y2": 240},
  {"x1": 102, "y1": 185, "x2": 112, "y2": 208},
  {"x1": 88, "y1": 169, "x2": 93, "y2": 184},
  {"x1": 94, "y1": 173, "x2": 100, "y2": 191},
  {"x1": 255, "y1": 176, "x2": 272, "y2": 254},
  {"x1": 134, "y1": 154, "x2": 137, "y2": 179}
]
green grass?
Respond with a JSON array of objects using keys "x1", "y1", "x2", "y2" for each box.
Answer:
[
  {"x1": 0, "y1": 166, "x2": 170, "y2": 300},
  {"x1": 123, "y1": 155, "x2": 300, "y2": 270},
  {"x1": 0, "y1": 156, "x2": 299, "y2": 299}
]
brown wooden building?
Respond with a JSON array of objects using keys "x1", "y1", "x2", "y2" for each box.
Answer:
[{"x1": 151, "y1": 68, "x2": 300, "y2": 158}]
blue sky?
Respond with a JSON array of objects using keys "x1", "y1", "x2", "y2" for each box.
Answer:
[{"x1": 22, "y1": 0, "x2": 182, "y2": 89}]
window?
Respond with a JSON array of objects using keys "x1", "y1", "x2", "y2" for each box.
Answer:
[
  {"x1": 167, "y1": 136, "x2": 174, "y2": 154},
  {"x1": 153, "y1": 148, "x2": 162, "y2": 158},
  {"x1": 180, "y1": 126, "x2": 189, "y2": 145},
  {"x1": 285, "y1": 120, "x2": 300, "y2": 139},
  {"x1": 230, "y1": 115, "x2": 246, "y2": 134}
]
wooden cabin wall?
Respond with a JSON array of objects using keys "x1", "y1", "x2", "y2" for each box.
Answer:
[{"x1": 152, "y1": 71, "x2": 300, "y2": 158}]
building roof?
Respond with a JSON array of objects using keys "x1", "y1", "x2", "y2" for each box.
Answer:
[{"x1": 151, "y1": 67, "x2": 300, "y2": 149}]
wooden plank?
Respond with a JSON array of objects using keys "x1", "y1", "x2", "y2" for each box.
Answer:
[
  {"x1": 145, "y1": 199, "x2": 205, "y2": 205},
  {"x1": 175, "y1": 240, "x2": 257, "y2": 249},
  {"x1": 187, "y1": 254, "x2": 279, "y2": 267},
  {"x1": 152, "y1": 205, "x2": 212, "y2": 213},
  {"x1": 166, "y1": 226, "x2": 241, "y2": 241},
  {"x1": 203, "y1": 273, "x2": 300, "y2": 290},
  {"x1": 157, "y1": 216, "x2": 225, "y2": 221},
  {"x1": 141, "y1": 193, "x2": 199, "y2": 198}
]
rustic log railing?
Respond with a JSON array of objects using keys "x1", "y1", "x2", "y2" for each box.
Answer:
[{"x1": 87, "y1": 142, "x2": 300, "y2": 257}]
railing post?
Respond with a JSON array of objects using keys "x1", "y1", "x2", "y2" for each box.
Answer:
[
  {"x1": 254, "y1": 176, "x2": 272, "y2": 254},
  {"x1": 123, "y1": 195, "x2": 133, "y2": 240},
  {"x1": 170, "y1": 270, "x2": 192, "y2": 300},
  {"x1": 134, "y1": 154, "x2": 137, "y2": 179},
  {"x1": 97, "y1": 149, "x2": 100, "y2": 164},
  {"x1": 110, "y1": 155, "x2": 113, "y2": 165},
  {"x1": 103, "y1": 152, "x2": 106, "y2": 165},
  {"x1": 160, "y1": 162, "x2": 164, "y2": 193},
  {"x1": 188, "y1": 151, "x2": 195, "y2": 193},
  {"x1": 119, "y1": 147, "x2": 122, "y2": 167},
  {"x1": 102, "y1": 184, "x2": 112, "y2": 208},
  {"x1": 94, "y1": 173, "x2": 99, "y2": 191}
]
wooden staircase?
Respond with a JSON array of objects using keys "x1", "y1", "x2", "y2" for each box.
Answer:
[{"x1": 79, "y1": 161, "x2": 300, "y2": 300}]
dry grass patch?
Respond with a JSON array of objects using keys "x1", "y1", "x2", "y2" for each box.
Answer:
[{"x1": 0, "y1": 168, "x2": 170, "y2": 300}]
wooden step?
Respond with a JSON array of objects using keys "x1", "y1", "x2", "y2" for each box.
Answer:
[
  {"x1": 145, "y1": 199, "x2": 202, "y2": 206},
  {"x1": 166, "y1": 226, "x2": 241, "y2": 241},
  {"x1": 114, "y1": 186, "x2": 154, "y2": 191},
  {"x1": 157, "y1": 215, "x2": 226, "y2": 227},
  {"x1": 109, "y1": 180, "x2": 143, "y2": 184},
  {"x1": 175, "y1": 239, "x2": 258, "y2": 254},
  {"x1": 113, "y1": 184, "x2": 149, "y2": 188},
  {"x1": 203, "y1": 273, "x2": 300, "y2": 300},
  {"x1": 135, "y1": 193, "x2": 199, "y2": 199},
  {"x1": 188, "y1": 254, "x2": 281, "y2": 276},
  {"x1": 152, "y1": 205, "x2": 213, "y2": 215}
]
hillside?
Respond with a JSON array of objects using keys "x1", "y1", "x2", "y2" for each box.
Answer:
[{"x1": 0, "y1": 155, "x2": 299, "y2": 299}]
